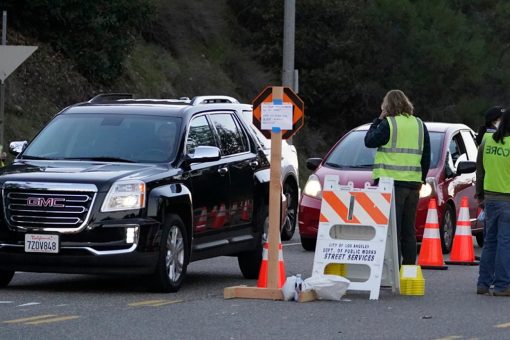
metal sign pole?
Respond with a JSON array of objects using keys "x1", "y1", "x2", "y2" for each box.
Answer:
[
  {"x1": 282, "y1": 0, "x2": 295, "y2": 145},
  {"x1": 0, "y1": 11, "x2": 7, "y2": 151}
]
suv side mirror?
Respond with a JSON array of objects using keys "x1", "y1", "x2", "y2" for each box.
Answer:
[
  {"x1": 306, "y1": 158, "x2": 322, "y2": 171},
  {"x1": 456, "y1": 160, "x2": 476, "y2": 175},
  {"x1": 185, "y1": 146, "x2": 221, "y2": 165},
  {"x1": 9, "y1": 141, "x2": 28, "y2": 156}
]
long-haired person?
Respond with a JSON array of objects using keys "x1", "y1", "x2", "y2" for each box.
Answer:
[
  {"x1": 365, "y1": 89, "x2": 431, "y2": 265},
  {"x1": 475, "y1": 106, "x2": 504, "y2": 145},
  {"x1": 476, "y1": 107, "x2": 510, "y2": 296}
]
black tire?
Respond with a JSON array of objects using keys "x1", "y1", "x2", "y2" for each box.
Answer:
[
  {"x1": 281, "y1": 180, "x2": 298, "y2": 241},
  {"x1": 0, "y1": 270, "x2": 14, "y2": 287},
  {"x1": 150, "y1": 215, "x2": 189, "y2": 293},
  {"x1": 440, "y1": 204, "x2": 455, "y2": 254},
  {"x1": 475, "y1": 231, "x2": 484, "y2": 248},
  {"x1": 238, "y1": 204, "x2": 267, "y2": 279},
  {"x1": 300, "y1": 236, "x2": 316, "y2": 251}
]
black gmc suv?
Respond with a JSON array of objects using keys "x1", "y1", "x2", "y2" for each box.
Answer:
[{"x1": 0, "y1": 94, "x2": 272, "y2": 292}]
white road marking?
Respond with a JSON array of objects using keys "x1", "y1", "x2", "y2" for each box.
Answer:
[{"x1": 17, "y1": 302, "x2": 41, "y2": 307}]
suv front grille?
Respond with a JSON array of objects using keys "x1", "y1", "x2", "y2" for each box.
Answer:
[{"x1": 2, "y1": 182, "x2": 97, "y2": 232}]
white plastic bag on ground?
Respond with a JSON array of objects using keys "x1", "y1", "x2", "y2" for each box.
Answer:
[
  {"x1": 282, "y1": 276, "x2": 297, "y2": 301},
  {"x1": 282, "y1": 275, "x2": 312, "y2": 301},
  {"x1": 304, "y1": 274, "x2": 350, "y2": 301}
]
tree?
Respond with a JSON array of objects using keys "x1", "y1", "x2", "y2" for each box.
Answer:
[
  {"x1": 229, "y1": 0, "x2": 510, "y2": 149},
  {"x1": 3, "y1": 0, "x2": 154, "y2": 83}
]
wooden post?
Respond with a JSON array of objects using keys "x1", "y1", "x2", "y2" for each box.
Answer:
[
  {"x1": 224, "y1": 85, "x2": 302, "y2": 301},
  {"x1": 266, "y1": 87, "x2": 283, "y2": 289}
]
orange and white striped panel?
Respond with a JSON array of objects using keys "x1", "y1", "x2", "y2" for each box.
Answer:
[{"x1": 320, "y1": 190, "x2": 392, "y2": 226}]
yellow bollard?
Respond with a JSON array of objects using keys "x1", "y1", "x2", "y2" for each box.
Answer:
[
  {"x1": 324, "y1": 263, "x2": 348, "y2": 277},
  {"x1": 400, "y1": 265, "x2": 425, "y2": 296}
]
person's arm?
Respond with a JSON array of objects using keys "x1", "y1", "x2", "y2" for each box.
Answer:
[
  {"x1": 364, "y1": 117, "x2": 390, "y2": 148},
  {"x1": 420, "y1": 123, "x2": 431, "y2": 183},
  {"x1": 475, "y1": 141, "x2": 485, "y2": 207}
]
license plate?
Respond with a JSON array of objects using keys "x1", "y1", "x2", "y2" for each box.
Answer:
[{"x1": 25, "y1": 234, "x2": 59, "y2": 254}]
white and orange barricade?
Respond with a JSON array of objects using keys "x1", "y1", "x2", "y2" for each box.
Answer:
[{"x1": 312, "y1": 176, "x2": 400, "y2": 300}]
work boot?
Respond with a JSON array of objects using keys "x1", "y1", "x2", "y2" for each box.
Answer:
[
  {"x1": 476, "y1": 286, "x2": 490, "y2": 295},
  {"x1": 493, "y1": 287, "x2": 510, "y2": 297}
]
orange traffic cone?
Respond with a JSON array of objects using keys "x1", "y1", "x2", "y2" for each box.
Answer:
[
  {"x1": 446, "y1": 197, "x2": 479, "y2": 266},
  {"x1": 418, "y1": 198, "x2": 448, "y2": 270},
  {"x1": 257, "y1": 242, "x2": 286, "y2": 288},
  {"x1": 212, "y1": 204, "x2": 226, "y2": 229}
]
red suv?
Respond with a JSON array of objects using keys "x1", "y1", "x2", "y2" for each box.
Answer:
[{"x1": 298, "y1": 122, "x2": 483, "y2": 253}]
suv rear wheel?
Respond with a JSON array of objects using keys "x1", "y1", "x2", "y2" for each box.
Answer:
[
  {"x1": 475, "y1": 230, "x2": 484, "y2": 248},
  {"x1": 281, "y1": 180, "x2": 298, "y2": 241},
  {"x1": 440, "y1": 205, "x2": 455, "y2": 254},
  {"x1": 151, "y1": 215, "x2": 189, "y2": 292},
  {"x1": 237, "y1": 204, "x2": 268, "y2": 279},
  {"x1": 300, "y1": 237, "x2": 316, "y2": 251}
]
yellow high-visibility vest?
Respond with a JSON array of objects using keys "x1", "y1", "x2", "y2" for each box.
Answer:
[
  {"x1": 483, "y1": 135, "x2": 510, "y2": 193},
  {"x1": 482, "y1": 131, "x2": 494, "y2": 144},
  {"x1": 373, "y1": 115, "x2": 424, "y2": 182}
]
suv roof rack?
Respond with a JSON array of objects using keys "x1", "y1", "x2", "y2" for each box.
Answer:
[
  {"x1": 116, "y1": 98, "x2": 191, "y2": 105},
  {"x1": 88, "y1": 93, "x2": 134, "y2": 103},
  {"x1": 87, "y1": 94, "x2": 241, "y2": 106},
  {"x1": 189, "y1": 96, "x2": 239, "y2": 105}
]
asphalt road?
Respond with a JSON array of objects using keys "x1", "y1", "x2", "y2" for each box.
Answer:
[{"x1": 0, "y1": 234, "x2": 507, "y2": 340}]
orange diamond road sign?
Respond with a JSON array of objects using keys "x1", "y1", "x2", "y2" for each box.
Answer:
[{"x1": 252, "y1": 86, "x2": 304, "y2": 139}]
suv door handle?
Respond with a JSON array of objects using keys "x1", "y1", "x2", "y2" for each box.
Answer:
[
  {"x1": 218, "y1": 167, "x2": 229, "y2": 176},
  {"x1": 249, "y1": 160, "x2": 259, "y2": 169}
]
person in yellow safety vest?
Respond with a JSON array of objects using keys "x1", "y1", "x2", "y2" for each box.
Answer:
[
  {"x1": 475, "y1": 107, "x2": 510, "y2": 296},
  {"x1": 364, "y1": 89, "x2": 430, "y2": 266},
  {"x1": 475, "y1": 106, "x2": 504, "y2": 145}
]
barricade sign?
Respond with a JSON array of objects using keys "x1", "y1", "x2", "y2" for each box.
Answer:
[{"x1": 312, "y1": 175, "x2": 400, "y2": 300}]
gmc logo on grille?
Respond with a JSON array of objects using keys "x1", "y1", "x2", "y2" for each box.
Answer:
[{"x1": 26, "y1": 197, "x2": 65, "y2": 208}]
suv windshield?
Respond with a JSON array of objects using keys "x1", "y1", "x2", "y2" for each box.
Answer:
[
  {"x1": 324, "y1": 130, "x2": 443, "y2": 169},
  {"x1": 22, "y1": 113, "x2": 182, "y2": 163}
]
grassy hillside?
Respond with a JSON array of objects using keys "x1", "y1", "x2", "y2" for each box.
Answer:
[{"x1": 4, "y1": 0, "x2": 276, "y2": 146}]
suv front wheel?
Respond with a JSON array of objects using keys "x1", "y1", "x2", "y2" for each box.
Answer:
[
  {"x1": 0, "y1": 270, "x2": 14, "y2": 287},
  {"x1": 150, "y1": 215, "x2": 189, "y2": 292}
]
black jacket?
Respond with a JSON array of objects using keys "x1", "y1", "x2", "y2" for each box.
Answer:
[{"x1": 364, "y1": 117, "x2": 431, "y2": 189}]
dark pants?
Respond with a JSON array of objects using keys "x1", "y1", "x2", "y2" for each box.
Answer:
[{"x1": 394, "y1": 186, "x2": 420, "y2": 265}]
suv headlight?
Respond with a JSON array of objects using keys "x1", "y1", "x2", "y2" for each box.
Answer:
[
  {"x1": 419, "y1": 177, "x2": 436, "y2": 198},
  {"x1": 101, "y1": 180, "x2": 146, "y2": 212},
  {"x1": 303, "y1": 174, "x2": 322, "y2": 199}
]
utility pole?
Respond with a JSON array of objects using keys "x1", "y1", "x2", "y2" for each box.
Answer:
[
  {"x1": 282, "y1": 0, "x2": 296, "y2": 144},
  {"x1": 282, "y1": 0, "x2": 295, "y2": 90},
  {"x1": 1, "y1": 11, "x2": 7, "y2": 152}
]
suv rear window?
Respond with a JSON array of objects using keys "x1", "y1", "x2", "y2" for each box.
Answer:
[
  {"x1": 209, "y1": 113, "x2": 249, "y2": 155},
  {"x1": 22, "y1": 113, "x2": 182, "y2": 163}
]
